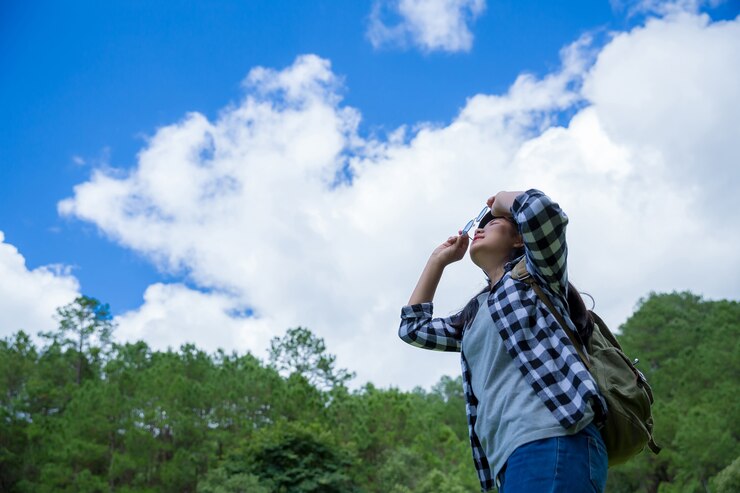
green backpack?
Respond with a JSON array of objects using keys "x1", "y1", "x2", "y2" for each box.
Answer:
[{"x1": 512, "y1": 259, "x2": 661, "y2": 466}]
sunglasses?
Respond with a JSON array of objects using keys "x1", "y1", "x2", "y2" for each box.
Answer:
[{"x1": 461, "y1": 206, "x2": 490, "y2": 239}]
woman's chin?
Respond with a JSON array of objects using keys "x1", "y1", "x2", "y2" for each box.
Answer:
[{"x1": 469, "y1": 247, "x2": 483, "y2": 266}]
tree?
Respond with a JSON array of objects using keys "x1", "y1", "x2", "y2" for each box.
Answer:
[
  {"x1": 244, "y1": 423, "x2": 358, "y2": 493},
  {"x1": 41, "y1": 296, "x2": 115, "y2": 386},
  {"x1": 607, "y1": 292, "x2": 739, "y2": 493},
  {"x1": 268, "y1": 327, "x2": 354, "y2": 391},
  {"x1": 6, "y1": 290, "x2": 734, "y2": 493},
  {"x1": 0, "y1": 332, "x2": 37, "y2": 491}
]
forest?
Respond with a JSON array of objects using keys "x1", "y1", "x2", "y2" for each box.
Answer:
[{"x1": 0, "y1": 291, "x2": 737, "y2": 493}]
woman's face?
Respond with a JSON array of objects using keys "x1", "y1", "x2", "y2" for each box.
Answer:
[{"x1": 469, "y1": 217, "x2": 522, "y2": 266}]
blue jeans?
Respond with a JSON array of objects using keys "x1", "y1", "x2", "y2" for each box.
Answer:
[{"x1": 497, "y1": 423, "x2": 608, "y2": 493}]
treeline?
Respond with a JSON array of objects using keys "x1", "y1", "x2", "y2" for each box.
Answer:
[{"x1": 0, "y1": 292, "x2": 737, "y2": 492}]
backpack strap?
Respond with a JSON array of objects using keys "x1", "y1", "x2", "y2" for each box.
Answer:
[{"x1": 511, "y1": 258, "x2": 592, "y2": 368}]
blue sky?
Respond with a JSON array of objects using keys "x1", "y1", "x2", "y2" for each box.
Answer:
[{"x1": 2, "y1": 0, "x2": 739, "y2": 387}]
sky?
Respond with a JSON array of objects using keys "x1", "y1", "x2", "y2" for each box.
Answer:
[{"x1": 1, "y1": 0, "x2": 739, "y2": 390}]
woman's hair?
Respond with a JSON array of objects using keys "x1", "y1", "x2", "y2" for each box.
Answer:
[{"x1": 565, "y1": 282, "x2": 595, "y2": 344}]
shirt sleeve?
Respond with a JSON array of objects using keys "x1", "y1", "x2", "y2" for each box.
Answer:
[
  {"x1": 398, "y1": 302, "x2": 463, "y2": 352},
  {"x1": 510, "y1": 189, "x2": 569, "y2": 297}
]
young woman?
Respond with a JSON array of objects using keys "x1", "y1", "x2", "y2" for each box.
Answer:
[{"x1": 399, "y1": 189, "x2": 608, "y2": 492}]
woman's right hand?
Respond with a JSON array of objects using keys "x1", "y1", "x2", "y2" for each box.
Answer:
[
  {"x1": 407, "y1": 231, "x2": 468, "y2": 305},
  {"x1": 429, "y1": 232, "x2": 469, "y2": 267}
]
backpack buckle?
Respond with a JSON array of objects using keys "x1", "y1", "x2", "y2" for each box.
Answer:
[{"x1": 511, "y1": 257, "x2": 531, "y2": 282}]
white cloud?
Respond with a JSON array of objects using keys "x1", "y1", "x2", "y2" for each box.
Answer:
[
  {"x1": 0, "y1": 231, "x2": 80, "y2": 339},
  {"x1": 367, "y1": 0, "x2": 486, "y2": 52},
  {"x1": 60, "y1": 13, "x2": 740, "y2": 390},
  {"x1": 114, "y1": 284, "x2": 274, "y2": 354},
  {"x1": 583, "y1": 12, "x2": 740, "y2": 211}
]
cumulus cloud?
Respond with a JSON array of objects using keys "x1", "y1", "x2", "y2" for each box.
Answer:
[
  {"x1": 60, "y1": 13, "x2": 740, "y2": 389},
  {"x1": 583, "y1": 12, "x2": 740, "y2": 210},
  {"x1": 367, "y1": 0, "x2": 486, "y2": 52},
  {"x1": 0, "y1": 231, "x2": 80, "y2": 339},
  {"x1": 114, "y1": 284, "x2": 274, "y2": 354}
]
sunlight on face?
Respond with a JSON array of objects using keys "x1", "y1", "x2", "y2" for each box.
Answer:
[{"x1": 469, "y1": 217, "x2": 522, "y2": 268}]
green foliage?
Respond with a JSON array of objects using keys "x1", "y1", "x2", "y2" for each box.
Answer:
[
  {"x1": 197, "y1": 468, "x2": 270, "y2": 493},
  {"x1": 710, "y1": 455, "x2": 740, "y2": 493},
  {"x1": 415, "y1": 469, "x2": 473, "y2": 493},
  {"x1": 244, "y1": 422, "x2": 358, "y2": 493},
  {"x1": 607, "y1": 292, "x2": 739, "y2": 493},
  {"x1": 0, "y1": 332, "x2": 36, "y2": 491},
  {"x1": 1, "y1": 291, "x2": 737, "y2": 492},
  {"x1": 268, "y1": 326, "x2": 355, "y2": 391},
  {"x1": 41, "y1": 295, "x2": 115, "y2": 386}
]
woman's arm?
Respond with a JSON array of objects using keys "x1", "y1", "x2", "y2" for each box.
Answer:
[
  {"x1": 408, "y1": 233, "x2": 467, "y2": 304},
  {"x1": 488, "y1": 189, "x2": 569, "y2": 297},
  {"x1": 399, "y1": 232, "x2": 470, "y2": 352},
  {"x1": 487, "y1": 190, "x2": 523, "y2": 218},
  {"x1": 398, "y1": 303, "x2": 465, "y2": 352}
]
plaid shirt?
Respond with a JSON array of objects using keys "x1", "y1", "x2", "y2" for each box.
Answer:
[{"x1": 399, "y1": 189, "x2": 607, "y2": 492}]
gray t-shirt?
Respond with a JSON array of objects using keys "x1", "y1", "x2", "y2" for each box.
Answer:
[{"x1": 461, "y1": 292, "x2": 594, "y2": 477}]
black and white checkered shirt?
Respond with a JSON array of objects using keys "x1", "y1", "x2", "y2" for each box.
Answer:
[{"x1": 399, "y1": 189, "x2": 607, "y2": 492}]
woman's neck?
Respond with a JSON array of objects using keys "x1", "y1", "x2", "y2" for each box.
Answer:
[{"x1": 484, "y1": 263, "x2": 507, "y2": 289}]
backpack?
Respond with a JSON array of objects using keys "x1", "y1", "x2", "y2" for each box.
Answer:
[{"x1": 511, "y1": 258, "x2": 661, "y2": 466}]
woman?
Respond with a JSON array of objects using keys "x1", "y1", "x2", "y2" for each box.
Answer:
[{"x1": 398, "y1": 189, "x2": 608, "y2": 492}]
